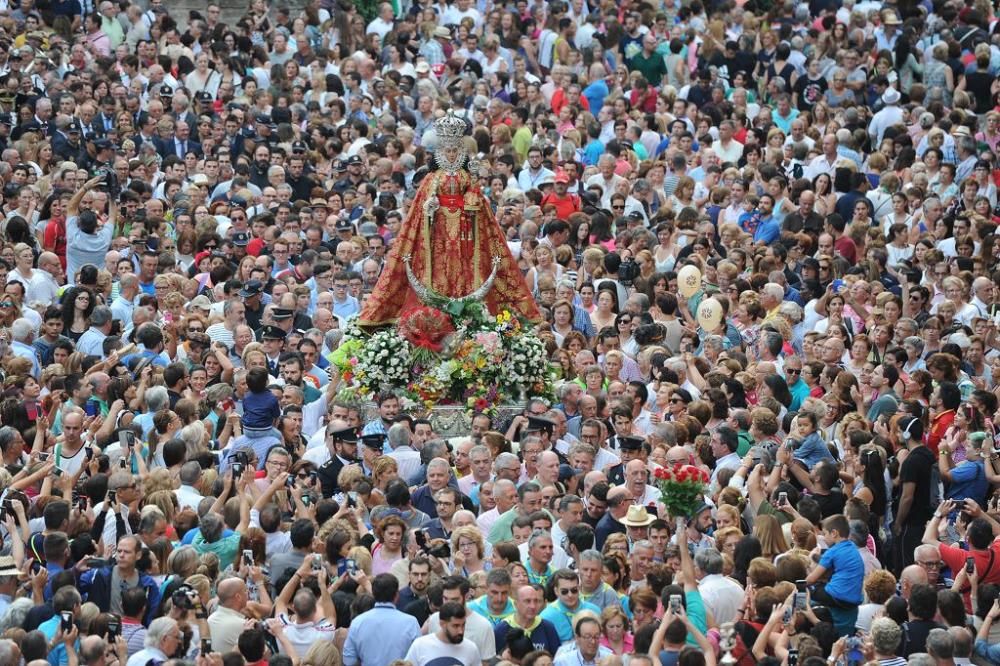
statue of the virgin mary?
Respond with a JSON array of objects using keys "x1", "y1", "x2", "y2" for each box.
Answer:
[{"x1": 357, "y1": 113, "x2": 541, "y2": 326}]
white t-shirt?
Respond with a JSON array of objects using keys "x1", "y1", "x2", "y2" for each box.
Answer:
[
  {"x1": 404, "y1": 633, "x2": 481, "y2": 666},
  {"x1": 427, "y1": 611, "x2": 496, "y2": 660}
]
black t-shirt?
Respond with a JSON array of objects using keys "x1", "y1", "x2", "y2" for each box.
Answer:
[
  {"x1": 812, "y1": 490, "x2": 846, "y2": 519},
  {"x1": 794, "y1": 76, "x2": 828, "y2": 111},
  {"x1": 896, "y1": 446, "x2": 936, "y2": 525}
]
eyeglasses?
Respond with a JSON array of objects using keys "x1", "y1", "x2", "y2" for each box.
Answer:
[
  {"x1": 786, "y1": 368, "x2": 801, "y2": 374},
  {"x1": 0, "y1": 302, "x2": 13, "y2": 308},
  {"x1": 917, "y1": 560, "x2": 943, "y2": 569},
  {"x1": 204, "y1": 243, "x2": 218, "y2": 249},
  {"x1": 669, "y1": 398, "x2": 686, "y2": 404},
  {"x1": 611, "y1": 205, "x2": 625, "y2": 210},
  {"x1": 559, "y1": 587, "x2": 579, "y2": 595}
]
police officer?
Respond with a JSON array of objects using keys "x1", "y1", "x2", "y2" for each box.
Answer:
[
  {"x1": 315, "y1": 423, "x2": 360, "y2": 498},
  {"x1": 606, "y1": 436, "x2": 646, "y2": 487}
]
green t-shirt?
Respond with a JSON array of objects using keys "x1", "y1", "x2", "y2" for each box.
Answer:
[{"x1": 193, "y1": 531, "x2": 241, "y2": 570}]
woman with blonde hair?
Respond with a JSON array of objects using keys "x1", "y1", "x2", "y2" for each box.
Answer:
[
  {"x1": 577, "y1": 247, "x2": 606, "y2": 289},
  {"x1": 715, "y1": 504, "x2": 743, "y2": 532},
  {"x1": 370, "y1": 456, "x2": 398, "y2": 499},
  {"x1": 302, "y1": 640, "x2": 343, "y2": 666},
  {"x1": 752, "y1": 514, "x2": 789, "y2": 560},
  {"x1": 451, "y1": 525, "x2": 487, "y2": 576}
]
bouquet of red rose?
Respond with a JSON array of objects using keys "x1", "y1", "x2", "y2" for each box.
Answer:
[
  {"x1": 653, "y1": 463, "x2": 710, "y2": 520},
  {"x1": 398, "y1": 306, "x2": 455, "y2": 353}
]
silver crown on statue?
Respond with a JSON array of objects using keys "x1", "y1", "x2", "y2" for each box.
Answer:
[{"x1": 434, "y1": 112, "x2": 467, "y2": 147}]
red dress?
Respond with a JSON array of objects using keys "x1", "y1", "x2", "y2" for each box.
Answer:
[{"x1": 358, "y1": 169, "x2": 541, "y2": 326}]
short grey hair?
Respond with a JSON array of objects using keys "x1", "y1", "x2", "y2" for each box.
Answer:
[
  {"x1": 694, "y1": 548, "x2": 723, "y2": 575},
  {"x1": 146, "y1": 616, "x2": 179, "y2": 649},
  {"x1": 907, "y1": 654, "x2": 935, "y2": 666},
  {"x1": 632, "y1": 539, "x2": 654, "y2": 553},
  {"x1": 778, "y1": 301, "x2": 803, "y2": 323},
  {"x1": 925, "y1": 629, "x2": 953, "y2": 660},
  {"x1": 904, "y1": 336, "x2": 924, "y2": 355},
  {"x1": 494, "y1": 452, "x2": 519, "y2": 474},
  {"x1": 0, "y1": 638, "x2": 16, "y2": 665},
  {"x1": 427, "y1": 457, "x2": 450, "y2": 474},
  {"x1": 493, "y1": 478, "x2": 515, "y2": 495},
  {"x1": 528, "y1": 529, "x2": 552, "y2": 549},
  {"x1": 0, "y1": 598, "x2": 33, "y2": 633},
  {"x1": 10, "y1": 318, "x2": 32, "y2": 343},
  {"x1": 145, "y1": 386, "x2": 169, "y2": 412},
  {"x1": 578, "y1": 549, "x2": 603, "y2": 565},
  {"x1": 871, "y1": 617, "x2": 902, "y2": 654},
  {"x1": 387, "y1": 423, "x2": 411, "y2": 450}
]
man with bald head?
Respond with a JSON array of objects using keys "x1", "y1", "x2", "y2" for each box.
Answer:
[
  {"x1": 536, "y1": 451, "x2": 561, "y2": 485},
  {"x1": 208, "y1": 577, "x2": 249, "y2": 652},
  {"x1": 567, "y1": 394, "x2": 598, "y2": 438},
  {"x1": 819, "y1": 337, "x2": 846, "y2": 366},
  {"x1": 626, "y1": 458, "x2": 659, "y2": 505},
  {"x1": 913, "y1": 544, "x2": 945, "y2": 588},
  {"x1": 785, "y1": 190, "x2": 824, "y2": 236},
  {"x1": 595, "y1": 485, "x2": 633, "y2": 550},
  {"x1": 899, "y1": 564, "x2": 929, "y2": 601}
]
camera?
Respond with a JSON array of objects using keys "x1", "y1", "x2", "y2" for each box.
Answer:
[
  {"x1": 172, "y1": 588, "x2": 195, "y2": 611},
  {"x1": 60, "y1": 611, "x2": 74, "y2": 633},
  {"x1": 96, "y1": 164, "x2": 120, "y2": 200},
  {"x1": 669, "y1": 594, "x2": 682, "y2": 614},
  {"x1": 243, "y1": 550, "x2": 254, "y2": 568},
  {"x1": 966, "y1": 557, "x2": 976, "y2": 574},
  {"x1": 232, "y1": 461, "x2": 245, "y2": 476},
  {"x1": 794, "y1": 579, "x2": 807, "y2": 610},
  {"x1": 107, "y1": 616, "x2": 121, "y2": 640},
  {"x1": 618, "y1": 258, "x2": 640, "y2": 287}
]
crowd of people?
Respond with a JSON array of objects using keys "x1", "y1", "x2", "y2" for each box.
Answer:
[{"x1": 2, "y1": 0, "x2": 1000, "y2": 666}]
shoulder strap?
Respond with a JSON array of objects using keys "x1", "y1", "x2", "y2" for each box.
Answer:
[{"x1": 980, "y1": 548, "x2": 996, "y2": 581}]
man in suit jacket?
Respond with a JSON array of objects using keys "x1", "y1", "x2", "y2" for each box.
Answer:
[
  {"x1": 94, "y1": 97, "x2": 117, "y2": 136},
  {"x1": 311, "y1": 422, "x2": 360, "y2": 498},
  {"x1": 158, "y1": 120, "x2": 202, "y2": 159}
]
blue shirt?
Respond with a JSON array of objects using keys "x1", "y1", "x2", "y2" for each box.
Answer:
[
  {"x1": 582, "y1": 139, "x2": 605, "y2": 167},
  {"x1": 343, "y1": 602, "x2": 421, "y2": 666},
  {"x1": 752, "y1": 216, "x2": 781, "y2": 244},
  {"x1": 540, "y1": 599, "x2": 602, "y2": 642},
  {"x1": 333, "y1": 295, "x2": 360, "y2": 320},
  {"x1": 582, "y1": 79, "x2": 609, "y2": 115},
  {"x1": 793, "y1": 432, "x2": 835, "y2": 469},
  {"x1": 947, "y1": 460, "x2": 988, "y2": 506},
  {"x1": 11, "y1": 340, "x2": 41, "y2": 379},
  {"x1": 40, "y1": 613, "x2": 78, "y2": 666},
  {"x1": 818, "y1": 539, "x2": 865, "y2": 604},
  {"x1": 242, "y1": 389, "x2": 281, "y2": 430}
]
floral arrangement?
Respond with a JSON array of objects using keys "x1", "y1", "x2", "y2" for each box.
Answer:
[
  {"x1": 333, "y1": 304, "x2": 553, "y2": 412},
  {"x1": 652, "y1": 464, "x2": 710, "y2": 519}
]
